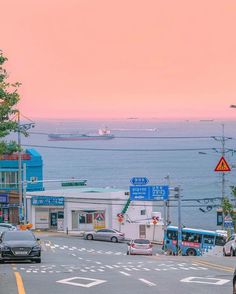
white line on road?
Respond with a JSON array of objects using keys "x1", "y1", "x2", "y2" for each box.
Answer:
[
  {"x1": 119, "y1": 271, "x2": 131, "y2": 276},
  {"x1": 139, "y1": 279, "x2": 156, "y2": 287}
]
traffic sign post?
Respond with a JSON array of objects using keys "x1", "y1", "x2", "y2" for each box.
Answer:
[
  {"x1": 130, "y1": 177, "x2": 149, "y2": 186},
  {"x1": 129, "y1": 185, "x2": 169, "y2": 201},
  {"x1": 214, "y1": 156, "x2": 231, "y2": 172},
  {"x1": 117, "y1": 213, "x2": 124, "y2": 231}
]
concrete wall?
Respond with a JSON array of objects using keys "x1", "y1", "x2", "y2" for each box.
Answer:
[{"x1": 116, "y1": 223, "x2": 164, "y2": 243}]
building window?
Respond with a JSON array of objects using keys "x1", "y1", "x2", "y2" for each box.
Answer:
[
  {"x1": 140, "y1": 209, "x2": 146, "y2": 215},
  {"x1": 0, "y1": 171, "x2": 18, "y2": 189}
]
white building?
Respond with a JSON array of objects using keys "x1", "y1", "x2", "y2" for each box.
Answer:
[{"x1": 26, "y1": 187, "x2": 164, "y2": 241}]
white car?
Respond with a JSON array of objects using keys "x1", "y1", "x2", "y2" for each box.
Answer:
[
  {"x1": 223, "y1": 234, "x2": 236, "y2": 256},
  {"x1": 127, "y1": 239, "x2": 153, "y2": 256}
]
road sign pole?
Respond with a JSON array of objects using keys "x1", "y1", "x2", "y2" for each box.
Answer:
[
  {"x1": 163, "y1": 200, "x2": 167, "y2": 250},
  {"x1": 174, "y1": 186, "x2": 182, "y2": 255},
  {"x1": 153, "y1": 223, "x2": 156, "y2": 241}
]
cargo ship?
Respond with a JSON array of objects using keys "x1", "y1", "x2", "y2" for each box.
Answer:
[{"x1": 48, "y1": 127, "x2": 114, "y2": 141}]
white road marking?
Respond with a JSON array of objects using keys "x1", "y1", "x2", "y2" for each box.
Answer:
[
  {"x1": 179, "y1": 267, "x2": 190, "y2": 270},
  {"x1": 181, "y1": 277, "x2": 230, "y2": 285},
  {"x1": 119, "y1": 271, "x2": 131, "y2": 276},
  {"x1": 143, "y1": 268, "x2": 150, "y2": 271},
  {"x1": 124, "y1": 268, "x2": 132, "y2": 271},
  {"x1": 105, "y1": 265, "x2": 113, "y2": 269},
  {"x1": 139, "y1": 279, "x2": 156, "y2": 287},
  {"x1": 98, "y1": 269, "x2": 104, "y2": 272},
  {"x1": 95, "y1": 262, "x2": 102, "y2": 265},
  {"x1": 56, "y1": 277, "x2": 107, "y2": 288},
  {"x1": 155, "y1": 268, "x2": 160, "y2": 271}
]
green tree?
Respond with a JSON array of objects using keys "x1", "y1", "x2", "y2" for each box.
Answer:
[
  {"x1": 221, "y1": 196, "x2": 233, "y2": 216},
  {"x1": 0, "y1": 50, "x2": 22, "y2": 155}
]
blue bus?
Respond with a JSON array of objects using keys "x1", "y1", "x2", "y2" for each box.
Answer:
[{"x1": 164, "y1": 226, "x2": 226, "y2": 256}]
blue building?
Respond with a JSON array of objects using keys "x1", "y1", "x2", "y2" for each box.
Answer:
[{"x1": 0, "y1": 148, "x2": 44, "y2": 224}]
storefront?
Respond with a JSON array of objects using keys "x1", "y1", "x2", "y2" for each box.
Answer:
[
  {"x1": 71, "y1": 210, "x2": 106, "y2": 231},
  {"x1": 0, "y1": 194, "x2": 9, "y2": 222},
  {"x1": 31, "y1": 196, "x2": 64, "y2": 230}
]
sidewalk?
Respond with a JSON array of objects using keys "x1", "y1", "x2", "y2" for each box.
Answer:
[{"x1": 32, "y1": 229, "x2": 85, "y2": 238}]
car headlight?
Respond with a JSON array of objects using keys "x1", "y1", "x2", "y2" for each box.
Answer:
[{"x1": 32, "y1": 245, "x2": 41, "y2": 251}]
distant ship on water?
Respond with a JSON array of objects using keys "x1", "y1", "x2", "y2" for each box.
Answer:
[{"x1": 48, "y1": 127, "x2": 114, "y2": 141}]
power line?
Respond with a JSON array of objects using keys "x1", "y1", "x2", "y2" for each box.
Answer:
[
  {"x1": 29, "y1": 132, "x2": 216, "y2": 139},
  {"x1": 22, "y1": 144, "x2": 217, "y2": 152}
]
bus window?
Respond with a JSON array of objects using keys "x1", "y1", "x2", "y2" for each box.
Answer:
[
  {"x1": 215, "y1": 235, "x2": 226, "y2": 246},
  {"x1": 167, "y1": 230, "x2": 177, "y2": 241},
  {"x1": 182, "y1": 232, "x2": 201, "y2": 243},
  {"x1": 203, "y1": 234, "x2": 214, "y2": 245}
]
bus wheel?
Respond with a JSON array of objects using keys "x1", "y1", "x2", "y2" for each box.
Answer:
[{"x1": 186, "y1": 248, "x2": 197, "y2": 256}]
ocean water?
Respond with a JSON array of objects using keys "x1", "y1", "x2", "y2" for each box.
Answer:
[{"x1": 11, "y1": 119, "x2": 236, "y2": 230}]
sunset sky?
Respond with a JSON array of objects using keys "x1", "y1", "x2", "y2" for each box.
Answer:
[{"x1": 1, "y1": 0, "x2": 236, "y2": 120}]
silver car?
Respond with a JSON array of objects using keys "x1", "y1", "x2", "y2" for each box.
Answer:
[
  {"x1": 223, "y1": 234, "x2": 236, "y2": 256},
  {"x1": 84, "y1": 229, "x2": 125, "y2": 243},
  {"x1": 127, "y1": 239, "x2": 153, "y2": 255},
  {"x1": 0, "y1": 223, "x2": 17, "y2": 231}
]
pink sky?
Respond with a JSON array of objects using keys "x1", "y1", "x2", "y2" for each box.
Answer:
[{"x1": 1, "y1": 0, "x2": 236, "y2": 120}]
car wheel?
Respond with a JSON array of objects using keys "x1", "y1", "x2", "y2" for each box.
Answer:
[
  {"x1": 86, "y1": 234, "x2": 93, "y2": 240},
  {"x1": 0, "y1": 260, "x2": 4, "y2": 264},
  {"x1": 230, "y1": 248, "x2": 235, "y2": 257},
  {"x1": 111, "y1": 236, "x2": 118, "y2": 243},
  {"x1": 127, "y1": 251, "x2": 130, "y2": 255},
  {"x1": 234, "y1": 278, "x2": 236, "y2": 294},
  {"x1": 223, "y1": 248, "x2": 227, "y2": 256},
  {"x1": 186, "y1": 248, "x2": 197, "y2": 256},
  {"x1": 35, "y1": 258, "x2": 41, "y2": 263}
]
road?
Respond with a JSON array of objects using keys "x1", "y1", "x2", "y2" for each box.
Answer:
[{"x1": 0, "y1": 232, "x2": 234, "y2": 294}]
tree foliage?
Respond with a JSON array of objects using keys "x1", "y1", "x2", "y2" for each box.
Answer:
[
  {"x1": 0, "y1": 51, "x2": 22, "y2": 155},
  {"x1": 221, "y1": 196, "x2": 233, "y2": 216}
]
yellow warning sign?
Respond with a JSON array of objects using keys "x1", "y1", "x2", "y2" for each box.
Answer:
[{"x1": 214, "y1": 156, "x2": 231, "y2": 172}]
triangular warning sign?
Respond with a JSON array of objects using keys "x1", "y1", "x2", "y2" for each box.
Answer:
[{"x1": 214, "y1": 156, "x2": 231, "y2": 172}]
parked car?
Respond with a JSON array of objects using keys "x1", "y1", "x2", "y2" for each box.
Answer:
[
  {"x1": 223, "y1": 234, "x2": 236, "y2": 256},
  {"x1": 233, "y1": 268, "x2": 236, "y2": 294},
  {"x1": 0, "y1": 230, "x2": 41, "y2": 263},
  {"x1": 0, "y1": 223, "x2": 17, "y2": 231},
  {"x1": 84, "y1": 229, "x2": 125, "y2": 243},
  {"x1": 127, "y1": 239, "x2": 153, "y2": 256},
  {"x1": 0, "y1": 226, "x2": 10, "y2": 237}
]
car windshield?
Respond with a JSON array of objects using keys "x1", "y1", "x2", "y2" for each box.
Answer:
[
  {"x1": 133, "y1": 239, "x2": 150, "y2": 244},
  {"x1": 3, "y1": 232, "x2": 35, "y2": 241}
]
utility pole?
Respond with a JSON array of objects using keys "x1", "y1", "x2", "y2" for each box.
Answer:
[
  {"x1": 23, "y1": 163, "x2": 27, "y2": 224},
  {"x1": 165, "y1": 175, "x2": 171, "y2": 224},
  {"x1": 17, "y1": 111, "x2": 23, "y2": 223},
  {"x1": 212, "y1": 124, "x2": 232, "y2": 201},
  {"x1": 174, "y1": 186, "x2": 182, "y2": 255},
  {"x1": 17, "y1": 111, "x2": 35, "y2": 224}
]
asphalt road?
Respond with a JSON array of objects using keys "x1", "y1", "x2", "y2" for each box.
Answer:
[{"x1": 0, "y1": 232, "x2": 235, "y2": 294}]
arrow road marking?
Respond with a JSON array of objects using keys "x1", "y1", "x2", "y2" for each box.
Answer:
[{"x1": 56, "y1": 276, "x2": 106, "y2": 288}]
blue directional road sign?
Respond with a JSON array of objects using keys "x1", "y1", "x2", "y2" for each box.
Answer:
[
  {"x1": 224, "y1": 220, "x2": 234, "y2": 228},
  {"x1": 129, "y1": 185, "x2": 169, "y2": 201},
  {"x1": 130, "y1": 177, "x2": 149, "y2": 186}
]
